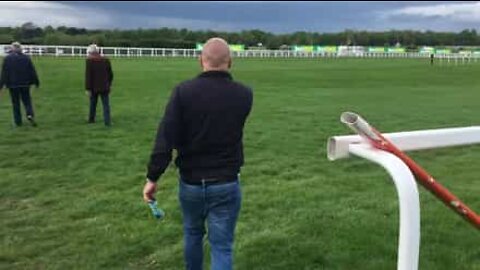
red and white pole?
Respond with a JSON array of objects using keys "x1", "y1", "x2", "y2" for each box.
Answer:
[{"x1": 341, "y1": 112, "x2": 480, "y2": 230}]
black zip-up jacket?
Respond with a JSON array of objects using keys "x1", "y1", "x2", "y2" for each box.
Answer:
[{"x1": 147, "y1": 70, "x2": 253, "y2": 182}]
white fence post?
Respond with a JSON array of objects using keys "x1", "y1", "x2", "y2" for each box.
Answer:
[{"x1": 349, "y1": 144, "x2": 420, "y2": 270}]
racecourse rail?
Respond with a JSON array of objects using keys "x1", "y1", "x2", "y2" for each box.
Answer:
[
  {"x1": 328, "y1": 113, "x2": 480, "y2": 270},
  {"x1": 1, "y1": 44, "x2": 479, "y2": 61}
]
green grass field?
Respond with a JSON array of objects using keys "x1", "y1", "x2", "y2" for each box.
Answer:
[{"x1": 1, "y1": 57, "x2": 479, "y2": 270}]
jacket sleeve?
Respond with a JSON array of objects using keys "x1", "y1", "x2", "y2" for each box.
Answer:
[
  {"x1": 107, "y1": 59, "x2": 113, "y2": 84},
  {"x1": 28, "y1": 57, "x2": 39, "y2": 87},
  {"x1": 246, "y1": 87, "x2": 253, "y2": 117},
  {"x1": 85, "y1": 59, "x2": 92, "y2": 90},
  {"x1": 146, "y1": 87, "x2": 183, "y2": 182},
  {"x1": 0, "y1": 58, "x2": 8, "y2": 89}
]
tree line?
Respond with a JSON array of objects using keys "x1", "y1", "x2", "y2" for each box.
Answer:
[{"x1": 0, "y1": 23, "x2": 479, "y2": 49}]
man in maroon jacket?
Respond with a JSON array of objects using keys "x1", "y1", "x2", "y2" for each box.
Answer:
[{"x1": 85, "y1": 44, "x2": 113, "y2": 126}]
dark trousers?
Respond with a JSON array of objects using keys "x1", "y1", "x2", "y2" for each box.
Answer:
[
  {"x1": 89, "y1": 92, "x2": 111, "y2": 125},
  {"x1": 9, "y1": 87, "x2": 34, "y2": 125}
]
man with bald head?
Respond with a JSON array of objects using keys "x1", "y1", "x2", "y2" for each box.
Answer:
[{"x1": 144, "y1": 38, "x2": 253, "y2": 270}]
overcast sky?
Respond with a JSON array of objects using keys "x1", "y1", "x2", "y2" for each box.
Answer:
[{"x1": 0, "y1": 1, "x2": 479, "y2": 33}]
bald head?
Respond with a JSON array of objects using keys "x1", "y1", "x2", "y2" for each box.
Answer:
[{"x1": 200, "y1": 38, "x2": 231, "y2": 71}]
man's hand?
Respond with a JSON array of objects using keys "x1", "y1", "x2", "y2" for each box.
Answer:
[
  {"x1": 143, "y1": 180, "x2": 157, "y2": 202},
  {"x1": 85, "y1": 90, "x2": 91, "y2": 97}
]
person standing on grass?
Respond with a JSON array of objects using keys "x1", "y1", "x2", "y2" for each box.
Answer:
[
  {"x1": 85, "y1": 44, "x2": 114, "y2": 126},
  {"x1": 0, "y1": 42, "x2": 40, "y2": 127},
  {"x1": 143, "y1": 37, "x2": 253, "y2": 270}
]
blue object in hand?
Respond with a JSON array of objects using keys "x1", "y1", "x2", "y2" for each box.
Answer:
[{"x1": 147, "y1": 200, "x2": 165, "y2": 220}]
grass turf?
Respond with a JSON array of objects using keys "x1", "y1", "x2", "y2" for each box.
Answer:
[{"x1": 1, "y1": 57, "x2": 479, "y2": 270}]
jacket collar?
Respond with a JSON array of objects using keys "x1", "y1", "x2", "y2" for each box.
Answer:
[
  {"x1": 198, "y1": 70, "x2": 232, "y2": 80},
  {"x1": 88, "y1": 53, "x2": 103, "y2": 59}
]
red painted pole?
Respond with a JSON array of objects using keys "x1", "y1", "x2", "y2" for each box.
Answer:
[{"x1": 367, "y1": 127, "x2": 480, "y2": 230}]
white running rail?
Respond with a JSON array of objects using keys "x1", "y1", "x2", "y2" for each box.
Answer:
[
  {"x1": 1, "y1": 44, "x2": 479, "y2": 60},
  {"x1": 328, "y1": 124, "x2": 480, "y2": 270}
]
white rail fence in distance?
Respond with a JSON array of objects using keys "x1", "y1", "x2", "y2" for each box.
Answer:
[{"x1": 1, "y1": 44, "x2": 479, "y2": 61}]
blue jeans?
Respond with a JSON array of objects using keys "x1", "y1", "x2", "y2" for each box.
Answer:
[
  {"x1": 9, "y1": 87, "x2": 34, "y2": 125},
  {"x1": 179, "y1": 179, "x2": 242, "y2": 270},
  {"x1": 89, "y1": 92, "x2": 111, "y2": 125}
]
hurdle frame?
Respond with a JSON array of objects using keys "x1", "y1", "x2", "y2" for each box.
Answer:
[{"x1": 328, "y1": 125, "x2": 480, "y2": 270}]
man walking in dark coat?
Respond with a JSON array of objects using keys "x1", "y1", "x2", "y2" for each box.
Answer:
[
  {"x1": 0, "y1": 42, "x2": 40, "y2": 127},
  {"x1": 85, "y1": 44, "x2": 114, "y2": 126},
  {"x1": 143, "y1": 38, "x2": 253, "y2": 270}
]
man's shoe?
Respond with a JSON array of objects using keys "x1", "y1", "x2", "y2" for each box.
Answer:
[{"x1": 27, "y1": 116, "x2": 37, "y2": 127}]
